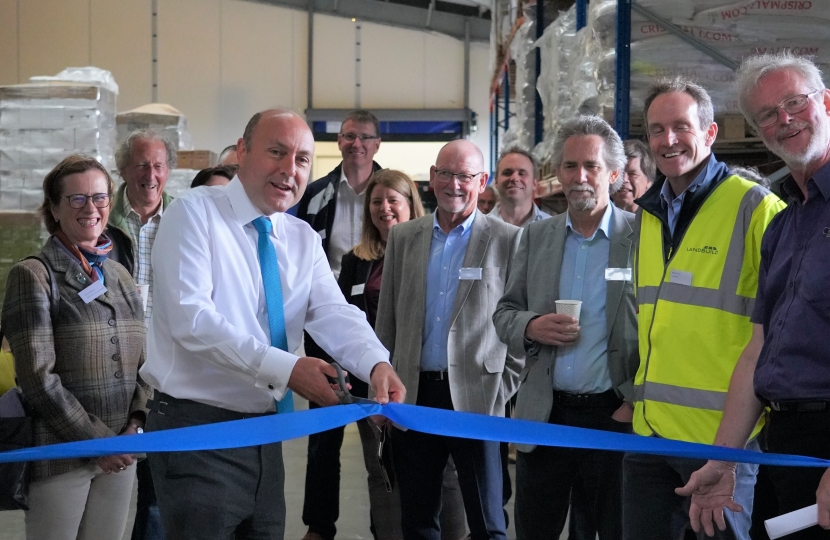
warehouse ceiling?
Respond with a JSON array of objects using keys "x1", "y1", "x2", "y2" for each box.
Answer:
[{"x1": 252, "y1": 0, "x2": 492, "y2": 42}]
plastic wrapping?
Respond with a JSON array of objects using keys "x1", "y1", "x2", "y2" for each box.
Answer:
[
  {"x1": 537, "y1": 0, "x2": 830, "y2": 134},
  {"x1": 534, "y1": 5, "x2": 578, "y2": 161},
  {"x1": 29, "y1": 67, "x2": 119, "y2": 96},
  {"x1": 502, "y1": 5, "x2": 536, "y2": 151},
  {"x1": 0, "y1": 77, "x2": 118, "y2": 211},
  {"x1": 116, "y1": 103, "x2": 194, "y2": 151}
]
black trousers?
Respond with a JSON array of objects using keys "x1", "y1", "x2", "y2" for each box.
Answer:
[
  {"x1": 514, "y1": 392, "x2": 628, "y2": 540},
  {"x1": 302, "y1": 332, "x2": 370, "y2": 539},
  {"x1": 146, "y1": 392, "x2": 284, "y2": 540},
  {"x1": 393, "y1": 376, "x2": 507, "y2": 540},
  {"x1": 765, "y1": 409, "x2": 830, "y2": 540}
]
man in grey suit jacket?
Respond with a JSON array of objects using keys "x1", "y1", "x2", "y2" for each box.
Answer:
[
  {"x1": 493, "y1": 116, "x2": 639, "y2": 540},
  {"x1": 376, "y1": 139, "x2": 523, "y2": 540}
]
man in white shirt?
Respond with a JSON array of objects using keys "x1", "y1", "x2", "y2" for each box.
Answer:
[
  {"x1": 490, "y1": 146, "x2": 551, "y2": 228},
  {"x1": 141, "y1": 109, "x2": 405, "y2": 540}
]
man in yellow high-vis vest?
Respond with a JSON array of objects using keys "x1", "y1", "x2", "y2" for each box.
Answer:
[
  {"x1": 623, "y1": 78, "x2": 785, "y2": 540},
  {"x1": 678, "y1": 53, "x2": 830, "y2": 540}
]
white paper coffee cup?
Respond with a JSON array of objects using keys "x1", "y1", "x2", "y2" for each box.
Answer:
[
  {"x1": 136, "y1": 284, "x2": 149, "y2": 312},
  {"x1": 555, "y1": 300, "x2": 582, "y2": 322}
]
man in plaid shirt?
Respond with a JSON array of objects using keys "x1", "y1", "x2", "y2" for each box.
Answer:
[{"x1": 108, "y1": 128, "x2": 175, "y2": 540}]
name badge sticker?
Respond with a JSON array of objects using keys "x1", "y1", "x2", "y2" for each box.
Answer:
[
  {"x1": 351, "y1": 283, "x2": 366, "y2": 296},
  {"x1": 459, "y1": 267, "x2": 483, "y2": 280},
  {"x1": 78, "y1": 280, "x2": 107, "y2": 304},
  {"x1": 669, "y1": 269, "x2": 693, "y2": 287},
  {"x1": 605, "y1": 268, "x2": 632, "y2": 281}
]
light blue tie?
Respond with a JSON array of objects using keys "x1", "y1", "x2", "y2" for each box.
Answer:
[{"x1": 252, "y1": 216, "x2": 294, "y2": 413}]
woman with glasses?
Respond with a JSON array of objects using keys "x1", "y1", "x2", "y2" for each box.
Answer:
[
  {"x1": 1, "y1": 155, "x2": 148, "y2": 540},
  {"x1": 337, "y1": 169, "x2": 467, "y2": 540}
]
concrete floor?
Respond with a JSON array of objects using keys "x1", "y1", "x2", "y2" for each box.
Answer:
[{"x1": 0, "y1": 395, "x2": 542, "y2": 540}]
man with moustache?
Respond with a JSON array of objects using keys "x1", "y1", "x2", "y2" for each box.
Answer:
[
  {"x1": 623, "y1": 78, "x2": 785, "y2": 540},
  {"x1": 678, "y1": 53, "x2": 830, "y2": 540},
  {"x1": 109, "y1": 129, "x2": 176, "y2": 540},
  {"x1": 140, "y1": 109, "x2": 405, "y2": 539},
  {"x1": 376, "y1": 140, "x2": 523, "y2": 540},
  {"x1": 611, "y1": 139, "x2": 656, "y2": 213},
  {"x1": 493, "y1": 115, "x2": 638, "y2": 540},
  {"x1": 490, "y1": 146, "x2": 551, "y2": 227}
]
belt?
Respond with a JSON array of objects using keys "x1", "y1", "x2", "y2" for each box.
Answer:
[
  {"x1": 420, "y1": 371, "x2": 449, "y2": 381},
  {"x1": 769, "y1": 400, "x2": 829, "y2": 412},
  {"x1": 148, "y1": 391, "x2": 276, "y2": 423},
  {"x1": 552, "y1": 389, "x2": 621, "y2": 408}
]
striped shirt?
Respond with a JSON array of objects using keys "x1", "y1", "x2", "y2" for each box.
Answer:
[{"x1": 122, "y1": 194, "x2": 164, "y2": 326}]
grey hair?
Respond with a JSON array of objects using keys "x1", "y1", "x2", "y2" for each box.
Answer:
[
  {"x1": 115, "y1": 129, "x2": 177, "y2": 174},
  {"x1": 736, "y1": 52, "x2": 826, "y2": 129},
  {"x1": 644, "y1": 77, "x2": 715, "y2": 131},
  {"x1": 550, "y1": 115, "x2": 626, "y2": 193},
  {"x1": 729, "y1": 164, "x2": 770, "y2": 189},
  {"x1": 497, "y1": 146, "x2": 539, "y2": 177}
]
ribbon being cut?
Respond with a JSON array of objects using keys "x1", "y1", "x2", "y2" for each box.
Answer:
[{"x1": 0, "y1": 402, "x2": 827, "y2": 469}]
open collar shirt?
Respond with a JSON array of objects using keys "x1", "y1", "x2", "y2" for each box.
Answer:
[
  {"x1": 553, "y1": 203, "x2": 613, "y2": 394},
  {"x1": 123, "y1": 193, "x2": 164, "y2": 326},
  {"x1": 141, "y1": 178, "x2": 389, "y2": 413},
  {"x1": 420, "y1": 209, "x2": 477, "y2": 372},
  {"x1": 327, "y1": 169, "x2": 365, "y2": 279}
]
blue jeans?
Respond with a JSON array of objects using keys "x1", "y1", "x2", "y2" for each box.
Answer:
[{"x1": 622, "y1": 438, "x2": 759, "y2": 540}]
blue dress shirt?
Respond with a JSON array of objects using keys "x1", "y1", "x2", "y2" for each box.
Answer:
[
  {"x1": 660, "y1": 155, "x2": 716, "y2": 236},
  {"x1": 420, "y1": 210, "x2": 477, "y2": 372},
  {"x1": 553, "y1": 204, "x2": 613, "y2": 394}
]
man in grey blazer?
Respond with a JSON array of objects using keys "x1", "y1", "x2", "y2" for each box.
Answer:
[
  {"x1": 376, "y1": 139, "x2": 523, "y2": 540},
  {"x1": 493, "y1": 116, "x2": 639, "y2": 540}
]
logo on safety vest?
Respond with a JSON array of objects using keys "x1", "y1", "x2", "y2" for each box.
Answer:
[{"x1": 686, "y1": 245, "x2": 719, "y2": 255}]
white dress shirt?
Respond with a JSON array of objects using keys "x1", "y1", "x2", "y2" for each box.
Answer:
[
  {"x1": 327, "y1": 170, "x2": 365, "y2": 278},
  {"x1": 141, "y1": 177, "x2": 390, "y2": 413}
]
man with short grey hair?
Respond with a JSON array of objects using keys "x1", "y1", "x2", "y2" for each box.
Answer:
[
  {"x1": 490, "y1": 146, "x2": 551, "y2": 227},
  {"x1": 625, "y1": 78, "x2": 785, "y2": 540},
  {"x1": 679, "y1": 52, "x2": 830, "y2": 539},
  {"x1": 494, "y1": 115, "x2": 636, "y2": 539},
  {"x1": 110, "y1": 129, "x2": 176, "y2": 540}
]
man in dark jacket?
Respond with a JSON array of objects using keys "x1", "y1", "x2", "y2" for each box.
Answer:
[{"x1": 294, "y1": 109, "x2": 382, "y2": 540}]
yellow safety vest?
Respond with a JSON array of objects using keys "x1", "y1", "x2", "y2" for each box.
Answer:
[{"x1": 633, "y1": 175, "x2": 785, "y2": 444}]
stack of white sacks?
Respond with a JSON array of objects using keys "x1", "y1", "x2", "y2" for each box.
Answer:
[
  {"x1": 534, "y1": 0, "x2": 830, "y2": 159},
  {"x1": 0, "y1": 68, "x2": 118, "y2": 211}
]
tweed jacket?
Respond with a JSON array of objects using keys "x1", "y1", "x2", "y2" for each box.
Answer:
[
  {"x1": 1, "y1": 238, "x2": 148, "y2": 479},
  {"x1": 493, "y1": 207, "x2": 639, "y2": 452},
  {"x1": 375, "y1": 212, "x2": 524, "y2": 417}
]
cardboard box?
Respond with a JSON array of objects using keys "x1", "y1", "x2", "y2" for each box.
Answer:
[{"x1": 176, "y1": 150, "x2": 217, "y2": 170}]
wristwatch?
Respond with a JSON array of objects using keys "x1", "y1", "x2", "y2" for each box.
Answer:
[{"x1": 129, "y1": 423, "x2": 144, "y2": 434}]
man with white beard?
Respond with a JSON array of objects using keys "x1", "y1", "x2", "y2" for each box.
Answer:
[{"x1": 677, "y1": 53, "x2": 830, "y2": 540}]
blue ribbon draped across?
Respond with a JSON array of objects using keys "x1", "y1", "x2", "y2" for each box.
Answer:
[{"x1": 1, "y1": 403, "x2": 828, "y2": 468}]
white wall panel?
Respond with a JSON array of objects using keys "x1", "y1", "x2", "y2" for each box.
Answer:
[
  {"x1": 90, "y1": 0, "x2": 152, "y2": 112},
  {"x1": 360, "y1": 23, "x2": 426, "y2": 108},
  {"x1": 0, "y1": 0, "x2": 19, "y2": 86},
  {"x1": 219, "y1": 0, "x2": 307, "y2": 148},
  {"x1": 312, "y1": 14, "x2": 356, "y2": 109},
  {"x1": 422, "y1": 32, "x2": 465, "y2": 108},
  {"x1": 157, "y1": 0, "x2": 222, "y2": 151},
  {"x1": 19, "y1": 0, "x2": 90, "y2": 81},
  {"x1": 469, "y1": 42, "x2": 492, "y2": 169}
]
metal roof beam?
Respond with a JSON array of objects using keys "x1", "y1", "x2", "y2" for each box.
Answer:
[{"x1": 248, "y1": 0, "x2": 490, "y2": 42}]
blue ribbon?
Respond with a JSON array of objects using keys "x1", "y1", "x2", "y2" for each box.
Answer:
[{"x1": 1, "y1": 403, "x2": 829, "y2": 468}]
